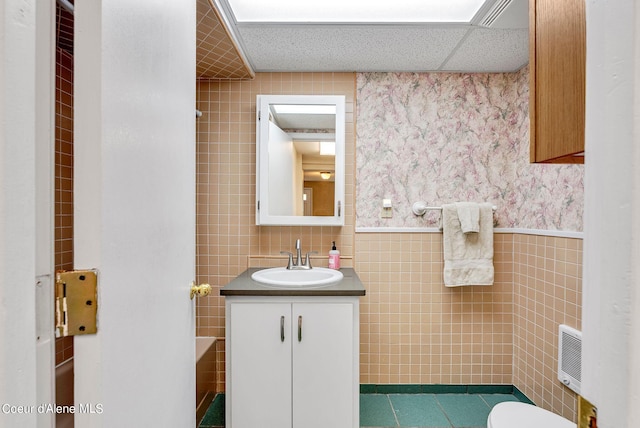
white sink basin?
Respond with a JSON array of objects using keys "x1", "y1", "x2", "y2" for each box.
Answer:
[{"x1": 251, "y1": 267, "x2": 343, "y2": 288}]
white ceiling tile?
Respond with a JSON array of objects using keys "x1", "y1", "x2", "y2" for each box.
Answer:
[{"x1": 236, "y1": 24, "x2": 471, "y2": 72}]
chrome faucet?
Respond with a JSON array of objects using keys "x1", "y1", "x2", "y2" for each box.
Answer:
[
  {"x1": 281, "y1": 238, "x2": 317, "y2": 270},
  {"x1": 295, "y1": 238, "x2": 303, "y2": 267}
]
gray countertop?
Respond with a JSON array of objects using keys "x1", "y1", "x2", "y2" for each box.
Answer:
[{"x1": 220, "y1": 267, "x2": 366, "y2": 297}]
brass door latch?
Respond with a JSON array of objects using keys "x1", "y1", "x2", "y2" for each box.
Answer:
[
  {"x1": 55, "y1": 270, "x2": 98, "y2": 337},
  {"x1": 190, "y1": 281, "x2": 211, "y2": 299}
]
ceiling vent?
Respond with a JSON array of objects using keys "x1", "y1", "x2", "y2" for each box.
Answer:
[{"x1": 477, "y1": 0, "x2": 527, "y2": 29}]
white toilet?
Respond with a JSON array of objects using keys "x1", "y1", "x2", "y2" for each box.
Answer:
[{"x1": 487, "y1": 401, "x2": 576, "y2": 428}]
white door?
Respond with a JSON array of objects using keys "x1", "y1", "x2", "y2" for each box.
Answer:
[
  {"x1": 293, "y1": 302, "x2": 355, "y2": 428},
  {"x1": 72, "y1": 2, "x2": 197, "y2": 427},
  {"x1": 228, "y1": 301, "x2": 292, "y2": 428}
]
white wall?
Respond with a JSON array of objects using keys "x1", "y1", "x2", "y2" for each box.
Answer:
[{"x1": 582, "y1": 0, "x2": 640, "y2": 426}]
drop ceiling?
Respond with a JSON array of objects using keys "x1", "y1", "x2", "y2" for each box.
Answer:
[
  {"x1": 56, "y1": 0, "x2": 528, "y2": 79},
  {"x1": 199, "y1": 0, "x2": 529, "y2": 77}
]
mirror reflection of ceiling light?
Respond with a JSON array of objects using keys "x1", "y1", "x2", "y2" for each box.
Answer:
[
  {"x1": 320, "y1": 172, "x2": 332, "y2": 180},
  {"x1": 320, "y1": 141, "x2": 335, "y2": 156},
  {"x1": 272, "y1": 104, "x2": 336, "y2": 115},
  {"x1": 226, "y1": 0, "x2": 487, "y2": 23}
]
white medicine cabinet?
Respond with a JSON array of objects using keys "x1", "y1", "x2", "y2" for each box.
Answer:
[{"x1": 256, "y1": 94, "x2": 346, "y2": 226}]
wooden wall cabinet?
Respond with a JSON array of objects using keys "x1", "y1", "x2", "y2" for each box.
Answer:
[{"x1": 529, "y1": 0, "x2": 586, "y2": 163}]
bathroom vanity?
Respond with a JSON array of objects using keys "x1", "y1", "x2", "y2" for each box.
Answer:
[{"x1": 221, "y1": 268, "x2": 365, "y2": 428}]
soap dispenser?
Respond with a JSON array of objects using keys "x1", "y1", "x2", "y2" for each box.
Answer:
[{"x1": 328, "y1": 241, "x2": 340, "y2": 269}]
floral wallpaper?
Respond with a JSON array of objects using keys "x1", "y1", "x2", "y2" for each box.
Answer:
[{"x1": 355, "y1": 68, "x2": 584, "y2": 231}]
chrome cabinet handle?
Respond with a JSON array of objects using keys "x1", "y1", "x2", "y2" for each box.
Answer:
[
  {"x1": 280, "y1": 316, "x2": 285, "y2": 342},
  {"x1": 298, "y1": 316, "x2": 302, "y2": 342}
]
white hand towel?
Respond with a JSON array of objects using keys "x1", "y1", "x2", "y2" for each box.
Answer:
[
  {"x1": 455, "y1": 202, "x2": 480, "y2": 234},
  {"x1": 442, "y1": 202, "x2": 494, "y2": 286}
]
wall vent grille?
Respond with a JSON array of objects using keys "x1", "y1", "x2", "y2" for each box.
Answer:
[{"x1": 558, "y1": 324, "x2": 582, "y2": 394}]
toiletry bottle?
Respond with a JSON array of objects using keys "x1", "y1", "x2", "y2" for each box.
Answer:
[{"x1": 328, "y1": 241, "x2": 340, "y2": 269}]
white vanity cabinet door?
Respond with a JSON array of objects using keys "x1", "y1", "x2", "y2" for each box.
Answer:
[
  {"x1": 226, "y1": 297, "x2": 359, "y2": 428},
  {"x1": 293, "y1": 302, "x2": 355, "y2": 428},
  {"x1": 228, "y1": 302, "x2": 292, "y2": 428}
]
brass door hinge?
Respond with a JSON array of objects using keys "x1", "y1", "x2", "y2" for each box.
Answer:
[
  {"x1": 55, "y1": 270, "x2": 98, "y2": 337},
  {"x1": 578, "y1": 395, "x2": 597, "y2": 428}
]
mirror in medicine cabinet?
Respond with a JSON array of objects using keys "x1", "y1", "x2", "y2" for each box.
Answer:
[{"x1": 256, "y1": 95, "x2": 345, "y2": 226}]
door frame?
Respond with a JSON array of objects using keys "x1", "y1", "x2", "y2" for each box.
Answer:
[{"x1": 0, "y1": 1, "x2": 56, "y2": 427}]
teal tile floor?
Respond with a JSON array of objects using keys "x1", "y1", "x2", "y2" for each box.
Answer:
[
  {"x1": 360, "y1": 393, "x2": 524, "y2": 428},
  {"x1": 199, "y1": 393, "x2": 224, "y2": 428},
  {"x1": 199, "y1": 390, "x2": 528, "y2": 428}
]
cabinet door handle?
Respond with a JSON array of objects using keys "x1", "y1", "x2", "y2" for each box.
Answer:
[
  {"x1": 280, "y1": 316, "x2": 285, "y2": 342},
  {"x1": 298, "y1": 315, "x2": 302, "y2": 342}
]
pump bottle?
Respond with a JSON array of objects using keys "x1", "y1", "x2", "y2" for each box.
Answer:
[{"x1": 328, "y1": 241, "x2": 340, "y2": 269}]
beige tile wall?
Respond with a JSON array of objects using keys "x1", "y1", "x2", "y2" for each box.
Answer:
[
  {"x1": 356, "y1": 232, "x2": 514, "y2": 385},
  {"x1": 195, "y1": 73, "x2": 583, "y2": 423},
  {"x1": 513, "y1": 235, "x2": 582, "y2": 421},
  {"x1": 196, "y1": 72, "x2": 356, "y2": 392},
  {"x1": 55, "y1": 47, "x2": 74, "y2": 365}
]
